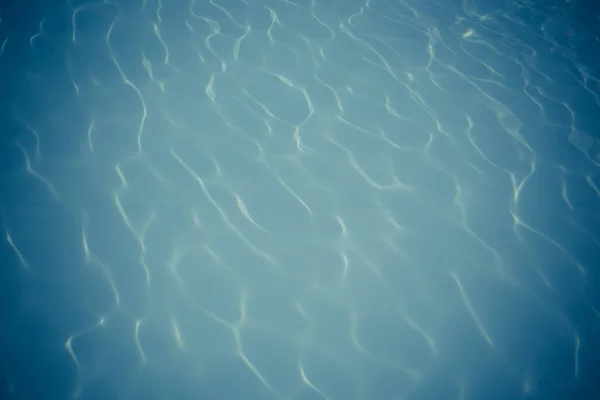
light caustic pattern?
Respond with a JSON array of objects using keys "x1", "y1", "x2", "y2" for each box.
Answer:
[{"x1": 1, "y1": 0, "x2": 600, "y2": 399}]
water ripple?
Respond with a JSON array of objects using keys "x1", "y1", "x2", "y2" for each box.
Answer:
[{"x1": 1, "y1": 0, "x2": 599, "y2": 399}]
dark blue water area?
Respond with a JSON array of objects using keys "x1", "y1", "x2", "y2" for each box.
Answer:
[{"x1": 1, "y1": 0, "x2": 600, "y2": 399}]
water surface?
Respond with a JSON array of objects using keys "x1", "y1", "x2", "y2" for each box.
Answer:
[{"x1": 1, "y1": 0, "x2": 599, "y2": 399}]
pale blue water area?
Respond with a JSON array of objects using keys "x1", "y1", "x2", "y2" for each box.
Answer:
[{"x1": 1, "y1": 0, "x2": 600, "y2": 399}]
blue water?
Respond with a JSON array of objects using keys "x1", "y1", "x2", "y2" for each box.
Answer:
[{"x1": 1, "y1": 0, "x2": 599, "y2": 399}]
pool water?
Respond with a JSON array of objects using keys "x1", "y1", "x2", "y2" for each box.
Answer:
[{"x1": 1, "y1": 0, "x2": 599, "y2": 399}]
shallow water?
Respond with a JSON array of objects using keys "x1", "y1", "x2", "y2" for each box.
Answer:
[{"x1": 1, "y1": 0, "x2": 599, "y2": 399}]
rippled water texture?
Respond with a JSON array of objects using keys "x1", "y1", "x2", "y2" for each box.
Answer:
[{"x1": 1, "y1": 0, "x2": 599, "y2": 399}]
